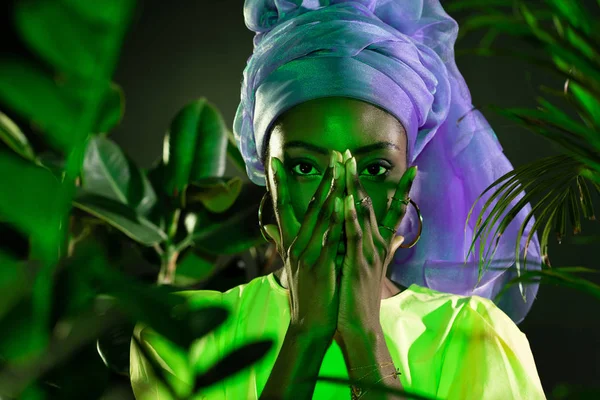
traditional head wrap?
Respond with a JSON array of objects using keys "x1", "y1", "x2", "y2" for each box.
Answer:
[{"x1": 233, "y1": 0, "x2": 542, "y2": 324}]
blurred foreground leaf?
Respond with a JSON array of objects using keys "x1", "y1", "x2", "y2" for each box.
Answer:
[{"x1": 0, "y1": 111, "x2": 35, "y2": 161}]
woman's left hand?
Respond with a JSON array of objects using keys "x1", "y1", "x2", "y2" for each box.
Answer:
[{"x1": 336, "y1": 150, "x2": 417, "y2": 338}]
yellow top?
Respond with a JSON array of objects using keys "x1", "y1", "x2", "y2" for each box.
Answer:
[{"x1": 130, "y1": 273, "x2": 546, "y2": 400}]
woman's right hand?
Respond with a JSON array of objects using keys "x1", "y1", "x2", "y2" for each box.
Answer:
[{"x1": 266, "y1": 150, "x2": 346, "y2": 336}]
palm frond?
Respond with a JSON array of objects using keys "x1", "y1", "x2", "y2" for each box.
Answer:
[
  {"x1": 493, "y1": 266, "x2": 600, "y2": 303},
  {"x1": 466, "y1": 155, "x2": 594, "y2": 288}
]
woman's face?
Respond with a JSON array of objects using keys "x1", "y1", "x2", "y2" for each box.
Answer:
[{"x1": 266, "y1": 96, "x2": 408, "y2": 228}]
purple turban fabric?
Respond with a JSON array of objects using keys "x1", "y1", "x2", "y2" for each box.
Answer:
[{"x1": 233, "y1": 0, "x2": 542, "y2": 324}]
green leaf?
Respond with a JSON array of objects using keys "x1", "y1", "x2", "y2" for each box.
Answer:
[
  {"x1": 130, "y1": 335, "x2": 184, "y2": 399},
  {"x1": 0, "y1": 112, "x2": 35, "y2": 161},
  {"x1": 174, "y1": 250, "x2": 217, "y2": 287},
  {"x1": 0, "y1": 151, "x2": 68, "y2": 259},
  {"x1": 179, "y1": 183, "x2": 264, "y2": 255},
  {"x1": 466, "y1": 155, "x2": 581, "y2": 276},
  {"x1": 96, "y1": 320, "x2": 136, "y2": 376},
  {"x1": 93, "y1": 82, "x2": 125, "y2": 134},
  {"x1": 80, "y1": 244, "x2": 230, "y2": 351},
  {"x1": 569, "y1": 82, "x2": 600, "y2": 129},
  {"x1": 162, "y1": 98, "x2": 228, "y2": 197},
  {"x1": 185, "y1": 177, "x2": 243, "y2": 213},
  {"x1": 494, "y1": 267, "x2": 600, "y2": 304},
  {"x1": 0, "y1": 59, "x2": 85, "y2": 153},
  {"x1": 15, "y1": 0, "x2": 135, "y2": 79},
  {"x1": 82, "y1": 136, "x2": 157, "y2": 215},
  {"x1": 0, "y1": 251, "x2": 30, "y2": 322},
  {"x1": 563, "y1": 25, "x2": 600, "y2": 67},
  {"x1": 73, "y1": 191, "x2": 167, "y2": 246},
  {"x1": 545, "y1": 0, "x2": 593, "y2": 37}
]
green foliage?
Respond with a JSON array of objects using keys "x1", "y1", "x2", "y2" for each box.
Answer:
[
  {"x1": 0, "y1": 0, "x2": 269, "y2": 398},
  {"x1": 161, "y1": 98, "x2": 229, "y2": 197},
  {"x1": 0, "y1": 111, "x2": 35, "y2": 161},
  {"x1": 451, "y1": 0, "x2": 600, "y2": 298}
]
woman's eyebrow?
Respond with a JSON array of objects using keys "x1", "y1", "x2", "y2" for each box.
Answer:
[{"x1": 283, "y1": 140, "x2": 400, "y2": 156}]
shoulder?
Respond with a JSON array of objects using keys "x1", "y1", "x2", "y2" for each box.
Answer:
[{"x1": 398, "y1": 284, "x2": 525, "y2": 338}]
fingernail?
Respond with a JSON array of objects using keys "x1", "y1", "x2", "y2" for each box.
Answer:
[
  {"x1": 345, "y1": 194, "x2": 354, "y2": 210},
  {"x1": 334, "y1": 150, "x2": 343, "y2": 163},
  {"x1": 329, "y1": 151, "x2": 337, "y2": 168},
  {"x1": 349, "y1": 157, "x2": 357, "y2": 175},
  {"x1": 334, "y1": 197, "x2": 341, "y2": 213},
  {"x1": 334, "y1": 163, "x2": 341, "y2": 179},
  {"x1": 343, "y1": 149, "x2": 352, "y2": 162}
]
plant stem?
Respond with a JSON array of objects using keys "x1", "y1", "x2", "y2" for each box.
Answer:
[{"x1": 157, "y1": 247, "x2": 180, "y2": 285}]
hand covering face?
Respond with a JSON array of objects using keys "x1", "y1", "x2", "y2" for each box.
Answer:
[{"x1": 233, "y1": 0, "x2": 542, "y2": 324}]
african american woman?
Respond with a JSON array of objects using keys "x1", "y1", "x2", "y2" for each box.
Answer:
[{"x1": 130, "y1": 1, "x2": 546, "y2": 399}]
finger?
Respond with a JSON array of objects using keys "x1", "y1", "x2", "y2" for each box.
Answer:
[
  {"x1": 379, "y1": 166, "x2": 418, "y2": 243},
  {"x1": 269, "y1": 156, "x2": 301, "y2": 250},
  {"x1": 301, "y1": 163, "x2": 346, "y2": 266},
  {"x1": 344, "y1": 154, "x2": 376, "y2": 249},
  {"x1": 294, "y1": 150, "x2": 343, "y2": 252},
  {"x1": 343, "y1": 194, "x2": 363, "y2": 276},
  {"x1": 390, "y1": 235, "x2": 406, "y2": 255},
  {"x1": 312, "y1": 197, "x2": 344, "y2": 271}
]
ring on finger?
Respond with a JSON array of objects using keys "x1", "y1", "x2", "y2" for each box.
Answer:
[
  {"x1": 379, "y1": 224, "x2": 397, "y2": 234},
  {"x1": 355, "y1": 196, "x2": 371, "y2": 208},
  {"x1": 391, "y1": 195, "x2": 410, "y2": 206}
]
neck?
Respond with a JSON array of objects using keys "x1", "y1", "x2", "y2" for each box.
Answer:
[{"x1": 271, "y1": 268, "x2": 404, "y2": 299}]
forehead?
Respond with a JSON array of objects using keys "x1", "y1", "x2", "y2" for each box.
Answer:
[{"x1": 268, "y1": 97, "x2": 406, "y2": 152}]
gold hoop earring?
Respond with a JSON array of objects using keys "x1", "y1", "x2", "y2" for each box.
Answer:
[
  {"x1": 379, "y1": 198, "x2": 423, "y2": 249},
  {"x1": 258, "y1": 191, "x2": 276, "y2": 245}
]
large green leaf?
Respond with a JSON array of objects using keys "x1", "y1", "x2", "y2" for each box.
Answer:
[
  {"x1": 82, "y1": 135, "x2": 157, "y2": 215},
  {"x1": 178, "y1": 183, "x2": 264, "y2": 255},
  {"x1": 73, "y1": 191, "x2": 166, "y2": 246},
  {"x1": 0, "y1": 59, "x2": 84, "y2": 153},
  {"x1": 0, "y1": 251, "x2": 30, "y2": 322},
  {"x1": 185, "y1": 177, "x2": 243, "y2": 213},
  {"x1": 15, "y1": 0, "x2": 135, "y2": 79},
  {"x1": 0, "y1": 151, "x2": 67, "y2": 259},
  {"x1": 93, "y1": 82, "x2": 125, "y2": 134},
  {"x1": 162, "y1": 98, "x2": 228, "y2": 197},
  {"x1": 0, "y1": 112, "x2": 35, "y2": 161}
]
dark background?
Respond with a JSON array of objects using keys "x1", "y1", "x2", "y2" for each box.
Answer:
[{"x1": 3, "y1": 0, "x2": 599, "y2": 397}]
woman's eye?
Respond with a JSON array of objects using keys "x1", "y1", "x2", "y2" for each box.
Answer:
[
  {"x1": 290, "y1": 162, "x2": 320, "y2": 177},
  {"x1": 289, "y1": 160, "x2": 391, "y2": 178},
  {"x1": 361, "y1": 163, "x2": 391, "y2": 178}
]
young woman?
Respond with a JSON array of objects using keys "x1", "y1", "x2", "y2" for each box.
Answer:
[{"x1": 130, "y1": 1, "x2": 546, "y2": 399}]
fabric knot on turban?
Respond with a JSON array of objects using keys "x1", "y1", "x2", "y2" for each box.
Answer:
[{"x1": 233, "y1": 0, "x2": 543, "y2": 324}]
